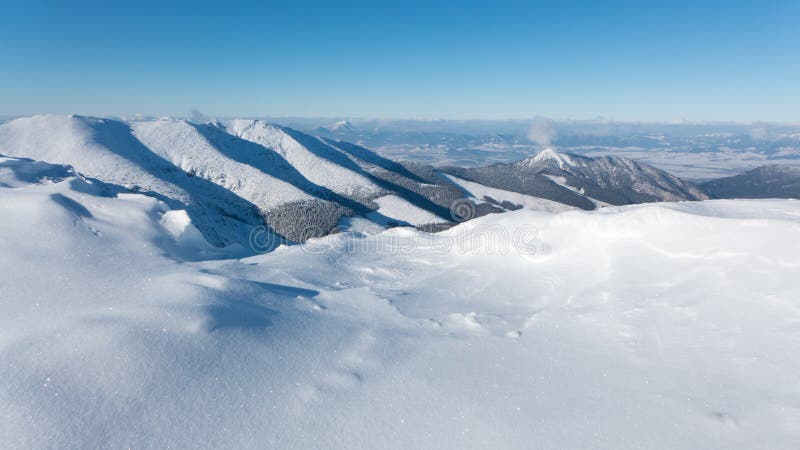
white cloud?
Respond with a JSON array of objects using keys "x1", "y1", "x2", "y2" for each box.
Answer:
[{"x1": 526, "y1": 117, "x2": 557, "y2": 146}]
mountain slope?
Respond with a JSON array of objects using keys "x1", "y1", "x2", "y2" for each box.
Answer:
[
  {"x1": 702, "y1": 165, "x2": 800, "y2": 199},
  {"x1": 223, "y1": 119, "x2": 384, "y2": 201},
  {"x1": 223, "y1": 120, "x2": 462, "y2": 222},
  {"x1": 440, "y1": 172, "x2": 579, "y2": 213},
  {"x1": 0, "y1": 115, "x2": 467, "y2": 244},
  {"x1": 130, "y1": 118, "x2": 365, "y2": 241},
  {"x1": 0, "y1": 115, "x2": 265, "y2": 247},
  {"x1": 441, "y1": 148, "x2": 708, "y2": 210}
]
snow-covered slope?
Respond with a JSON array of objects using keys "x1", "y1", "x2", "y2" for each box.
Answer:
[
  {"x1": 365, "y1": 194, "x2": 448, "y2": 226},
  {"x1": 223, "y1": 119, "x2": 384, "y2": 201},
  {"x1": 0, "y1": 115, "x2": 468, "y2": 243},
  {"x1": 0, "y1": 115, "x2": 264, "y2": 247},
  {"x1": 2, "y1": 154, "x2": 799, "y2": 448},
  {"x1": 440, "y1": 172, "x2": 578, "y2": 213},
  {"x1": 131, "y1": 118, "x2": 313, "y2": 211},
  {"x1": 0, "y1": 115, "x2": 189, "y2": 202}
]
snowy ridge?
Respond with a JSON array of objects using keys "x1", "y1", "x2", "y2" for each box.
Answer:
[
  {"x1": 4, "y1": 115, "x2": 797, "y2": 250},
  {"x1": 0, "y1": 115, "x2": 467, "y2": 244},
  {"x1": 0, "y1": 115, "x2": 266, "y2": 246},
  {"x1": 223, "y1": 119, "x2": 384, "y2": 200},
  {"x1": 0, "y1": 115, "x2": 190, "y2": 203},
  {"x1": 131, "y1": 118, "x2": 313, "y2": 210}
]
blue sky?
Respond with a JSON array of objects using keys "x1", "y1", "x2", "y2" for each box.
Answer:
[{"x1": 1, "y1": 0, "x2": 798, "y2": 121}]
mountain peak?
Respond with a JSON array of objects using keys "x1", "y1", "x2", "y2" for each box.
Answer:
[
  {"x1": 521, "y1": 148, "x2": 574, "y2": 169},
  {"x1": 326, "y1": 120, "x2": 355, "y2": 132}
]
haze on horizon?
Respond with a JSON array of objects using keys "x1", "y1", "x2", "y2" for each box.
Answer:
[{"x1": 1, "y1": 0, "x2": 798, "y2": 122}]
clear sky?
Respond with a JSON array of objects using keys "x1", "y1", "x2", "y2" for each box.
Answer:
[{"x1": 1, "y1": 0, "x2": 798, "y2": 122}]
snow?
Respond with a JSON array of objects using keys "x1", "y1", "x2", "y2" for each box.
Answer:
[
  {"x1": 543, "y1": 174, "x2": 613, "y2": 207},
  {"x1": 0, "y1": 115, "x2": 439, "y2": 245},
  {"x1": 160, "y1": 210, "x2": 214, "y2": 250},
  {"x1": 365, "y1": 194, "x2": 447, "y2": 226},
  {"x1": 326, "y1": 120, "x2": 355, "y2": 131},
  {"x1": 131, "y1": 118, "x2": 313, "y2": 211},
  {"x1": 440, "y1": 172, "x2": 578, "y2": 213},
  {"x1": 3, "y1": 153, "x2": 800, "y2": 448},
  {"x1": 0, "y1": 115, "x2": 190, "y2": 203},
  {"x1": 224, "y1": 119, "x2": 384, "y2": 199},
  {"x1": 528, "y1": 147, "x2": 573, "y2": 168},
  {"x1": 0, "y1": 115, "x2": 267, "y2": 247}
]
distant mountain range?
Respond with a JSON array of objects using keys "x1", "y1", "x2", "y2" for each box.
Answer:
[
  {"x1": 291, "y1": 118, "x2": 800, "y2": 178},
  {"x1": 1, "y1": 115, "x2": 798, "y2": 249},
  {"x1": 701, "y1": 165, "x2": 800, "y2": 199}
]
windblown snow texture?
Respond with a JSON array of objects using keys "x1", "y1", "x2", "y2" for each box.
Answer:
[{"x1": 1, "y1": 153, "x2": 799, "y2": 448}]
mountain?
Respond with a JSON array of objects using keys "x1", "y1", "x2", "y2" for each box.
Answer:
[
  {"x1": 0, "y1": 115, "x2": 466, "y2": 246},
  {"x1": 702, "y1": 165, "x2": 800, "y2": 199},
  {"x1": 12, "y1": 116, "x2": 795, "y2": 253},
  {"x1": 324, "y1": 120, "x2": 356, "y2": 132},
  {"x1": 440, "y1": 148, "x2": 708, "y2": 210}
]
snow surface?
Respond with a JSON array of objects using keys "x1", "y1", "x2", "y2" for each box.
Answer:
[
  {"x1": 223, "y1": 119, "x2": 384, "y2": 200},
  {"x1": 543, "y1": 174, "x2": 613, "y2": 207},
  {"x1": 130, "y1": 118, "x2": 313, "y2": 210},
  {"x1": 440, "y1": 172, "x2": 578, "y2": 213},
  {"x1": 2, "y1": 154, "x2": 800, "y2": 448},
  {"x1": 528, "y1": 147, "x2": 574, "y2": 168},
  {"x1": 365, "y1": 194, "x2": 447, "y2": 226}
]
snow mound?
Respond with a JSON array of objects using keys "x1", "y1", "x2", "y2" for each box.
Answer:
[{"x1": 160, "y1": 210, "x2": 213, "y2": 250}]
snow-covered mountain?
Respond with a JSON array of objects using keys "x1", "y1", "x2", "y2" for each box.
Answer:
[
  {"x1": 0, "y1": 115, "x2": 270, "y2": 247},
  {"x1": 3, "y1": 116, "x2": 797, "y2": 254},
  {"x1": 322, "y1": 119, "x2": 356, "y2": 132},
  {"x1": 0, "y1": 115, "x2": 463, "y2": 245},
  {"x1": 702, "y1": 164, "x2": 800, "y2": 199},
  {"x1": 3, "y1": 152, "x2": 800, "y2": 448},
  {"x1": 441, "y1": 148, "x2": 709, "y2": 210}
]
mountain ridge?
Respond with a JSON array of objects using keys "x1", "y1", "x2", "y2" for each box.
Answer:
[
  {"x1": 3, "y1": 116, "x2": 798, "y2": 254},
  {"x1": 440, "y1": 147, "x2": 709, "y2": 210},
  {"x1": 0, "y1": 115, "x2": 462, "y2": 245},
  {"x1": 702, "y1": 164, "x2": 800, "y2": 199}
]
